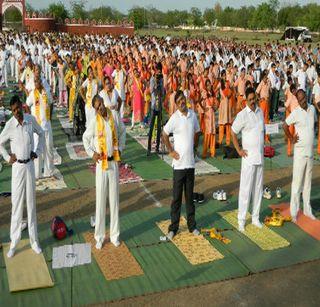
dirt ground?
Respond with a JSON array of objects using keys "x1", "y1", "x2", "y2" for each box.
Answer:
[{"x1": 1, "y1": 165, "x2": 320, "y2": 306}]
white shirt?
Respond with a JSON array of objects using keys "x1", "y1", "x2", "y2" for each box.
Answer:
[
  {"x1": 286, "y1": 105, "x2": 316, "y2": 158},
  {"x1": 232, "y1": 106, "x2": 265, "y2": 165},
  {"x1": 26, "y1": 89, "x2": 51, "y2": 131},
  {"x1": 0, "y1": 113, "x2": 44, "y2": 162},
  {"x1": 294, "y1": 70, "x2": 308, "y2": 91},
  {"x1": 163, "y1": 109, "x2": 200, "y2": 170},
  {"x1": 81, "y1": 79, "x2": 98, "y2": 105},
  {"x1": 82, "y1": 115, "x2": 116, "y2": 162},
  {"x1": 312, "y1": 81, "x2": 320, "y2": 103}
]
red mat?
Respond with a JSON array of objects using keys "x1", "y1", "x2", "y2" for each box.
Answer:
[
  {"x1": 269, "y1": 203, "x2": 320, "y2": 241},
  {"x1": 88, "y1": 163, "x2": 142, "y2": 185}
]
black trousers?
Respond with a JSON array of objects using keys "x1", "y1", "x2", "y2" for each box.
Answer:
[
  {"x1": 168, "y1": 168, "x2": 196, "y2": 234},
  {"x1": 147, "y1": 109, "x2": 161, "y2": 152},
  {"x1": 269, "y1": 89, "x2": 279, "y2": 120}
]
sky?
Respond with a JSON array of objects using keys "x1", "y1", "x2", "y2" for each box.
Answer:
[{"x1": 27, "y1": 0, "x2": 317, "y2": 13}]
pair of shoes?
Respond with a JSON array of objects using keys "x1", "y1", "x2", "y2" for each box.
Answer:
[
  {"x1": 32, "y1": 243, "x2": 42, "y2": 254},
  {"x1": 263, "y1": 187, "x2": 272, "y2": 199},
  {"x1": 252, "y1": 220, "x2": 263, "y2": 229},
  {"x1": 95, "y1": 241, "x2": 103, "y2": 250},
  {"x1": 213, "y1": 190, "x2": 227, "y2": 201},
  {"x1": 192, "y1": 229, "x2": 201, "y2": 236},
  {"x1": 291, "y1": 216, "x2": 297, "y2": 223},
  {"x1": 263, "y1": 187, "x2": 282, "y2": 200},
  {"x1": 193, "y1": 193, "x2": 205, "y2": 204},
  {"x1": 90, "y1": 216, "x2": 95, "y2": 228}
]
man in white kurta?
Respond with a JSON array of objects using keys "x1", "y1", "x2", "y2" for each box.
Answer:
[
  {"x1": 81, "y1": 68, "x2": 98, "y2": 127},
  {"x1": 26, "y1": 78, "x2": 54, "y2": 179},
  {"x1": 83, "y1": 95, "x2": 121, "y2": 249},
  {"x1": 231, "y1": 87, "x2": 265, "y2": 232},
  {"x1": 283, "y1": 89, "x2": 317, "y2": 221},
  {"x1": 0, "y1": 95, "x2": 44, "y2": 257}
]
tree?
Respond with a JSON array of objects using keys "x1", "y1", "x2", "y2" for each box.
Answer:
[
  {"x1": 128, "y1": 7, "x2": 145, "y2": 29},
  {"x1": 48, "y1": 2, "x2": 69, "y2": 20},
  {"x1": 190, "y1": 7, "x2": 203, "y2": 27},
  {"x1": 89, "y1": 6, "x2": 124, "y2": 21},
  {"x1": 71, "y1": 0, "x2": 88, "y2": 20},
  {"x1": 250, "y1": 2, "x2": 275, "y2": 29},
  {"x1": 203, "y1": 8, "x2": 215, "y2": 26}
]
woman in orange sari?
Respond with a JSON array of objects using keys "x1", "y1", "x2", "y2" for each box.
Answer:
[
  {"x1": 218, "y1": 70, "x2": 233, "y2": 146},
  {"x1": 202, "y1": 79, "x2": 218, "y2": 158}
]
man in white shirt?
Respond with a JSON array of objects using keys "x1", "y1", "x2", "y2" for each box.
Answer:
[
  {"x1": 111, "y1": 61, "x2": 126, "y2": 118},
  {"x1": 83, "y1": 95, "x2": 121, "y2": 249},
  {"x1": 268, "y1": 63, "x2": 279, "y2": 121},
  {"x1": 0, "y1": 95, "x2": 44, "y2": 257},
  {"x1": 162, "y1": 90, "x2": 201, "y2": 240},
  {"x1": 283, "y1": 89, "x2": 317, "y2": 221},
  {"x1": 231, "y1": 87, "x2": 265, "y2": 232},
  {"x1": 26, "y1": 77, "x2": 54, "y2": 179},
  {"x1": 294, "y1": 63, "x2": 308, "y2": 91}
]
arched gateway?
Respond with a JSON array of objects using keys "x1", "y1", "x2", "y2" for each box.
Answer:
[{"x1": 0, "y1": 0, "x2": 26, "y2": 30}]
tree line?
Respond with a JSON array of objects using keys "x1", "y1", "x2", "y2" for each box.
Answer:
[{"x1": 6, "y1": 0, "x2": 320, "y2": 32}]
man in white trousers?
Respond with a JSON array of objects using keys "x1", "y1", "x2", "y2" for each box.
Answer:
[
  {"x1": 83, "y1": 95, "x2": 121, "y2": 249},
  {"x1": 283, "y1": 89, "x2": 317, "y2": 221},
  {"x1": 231, "y1": 87, "x2": 265, "y2": 232},
  {"x1": 0, "y1": 95, "x2": 44, "y2": 257},
  {"x1": 26, "y1": 77, "x2": 54, "y2": 179}
]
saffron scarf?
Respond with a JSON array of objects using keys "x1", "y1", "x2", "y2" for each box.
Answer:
[{"x1": 96, "y1": 111, "x2": 120, "y2": 170}]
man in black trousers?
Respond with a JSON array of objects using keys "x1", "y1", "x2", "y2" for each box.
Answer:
[
  {"x1": 147, "y1": 62, "x2": 164, "y2": 156},
  {"x1": 162, "y1": 90, "x2": 201, "y2": 240}
]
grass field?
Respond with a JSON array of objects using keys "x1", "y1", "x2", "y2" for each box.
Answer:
[{"x1": 136, "y1": 28, "x2": 320, "y2": 46}]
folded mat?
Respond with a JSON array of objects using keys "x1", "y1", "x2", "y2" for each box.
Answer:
[
  {"x1": 269, "y1": 203, "x2": 320, "y2": 241},
  {"x1": 3, "y1": 239, "x2": 54, "y2": 292},
  {"x1": 218, "y1": 210, "x2": 290, "y2": 251},
  {"x1": 157, "y1": 217, "x2": 224, "y2": 265},
  {"x1": 83, "y1": 232, "x2": 143, "y2": 280}
]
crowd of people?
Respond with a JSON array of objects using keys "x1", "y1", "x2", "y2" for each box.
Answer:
[{"x1": 1, "y1": 30, "x2": 320, "y2": 254}]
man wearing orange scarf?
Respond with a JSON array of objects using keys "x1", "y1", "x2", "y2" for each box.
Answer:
[{"x1": 83, "y1": 95, "x2": 121, "y2": 250}]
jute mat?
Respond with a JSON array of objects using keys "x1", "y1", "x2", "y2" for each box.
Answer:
[
  {"x1": 3, "y1": 239, "x2": 54, "y2": 292},
  {"x1": 218, "y1": 210, "x2": 290, "y2": 251},
  {"x1": 270, "y1": 203, "x2": 320, "y2": 241},
  {"x1": 157, "y1": 217, "x2": 224, "y2": 265},
  {"x1": 83, "y1": 232, "x2": 143, "y2": 281}
]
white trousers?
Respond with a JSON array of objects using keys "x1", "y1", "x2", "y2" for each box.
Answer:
[
  {"x1": 1, "y1": 65, "x2": 8, "y2": 87},
  {"x1": 15, "y1": 61, "x2": 19, "y2": 83},
  {"x1": 9, "y1": 57, "x2": 15, "y2": 78},
  {"x1": 85, "y1": 105, "x2": 96, "y2": 127},
  {"x1": 238, "y1": 160, "x2": 263, "y2": 223},
  {"x1": 290, "y1": 155, "x2": 313, "y2": 217},
  {"x1": 10, "y1": 161, "x2": 39, "y2": 248},
  {"x1": 34, "y1": 127, "x2": 54, "y2": 179},
  {"x1": 94, "y1": 161, "x2": 120, "y2": 244}
]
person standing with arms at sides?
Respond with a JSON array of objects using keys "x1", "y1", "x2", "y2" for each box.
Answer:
[
  {"x1": 147, "y1": 62, "x2": 164, "y2": 156},
  {"x1": 162, "y1": 90, "x2": 201, "y2": 240},
  {"x1": 0, "y1": 95, "x2": 44, "y2": 257},
  {"x1": 231, "y1": 87, "x2": 265, "y2": 232},
  {"x1": 283, "y1": 90, "x2": 317, "y2": 222},
  {"x1": 83, "y1": 95, "x2": 121, "y2": 249},
  {"x1": 80, "y1": 66, "x2": 98, "y2": 127},
  {"x1": 26, "y1": 77, "x2": 54, "y2": 179}
]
